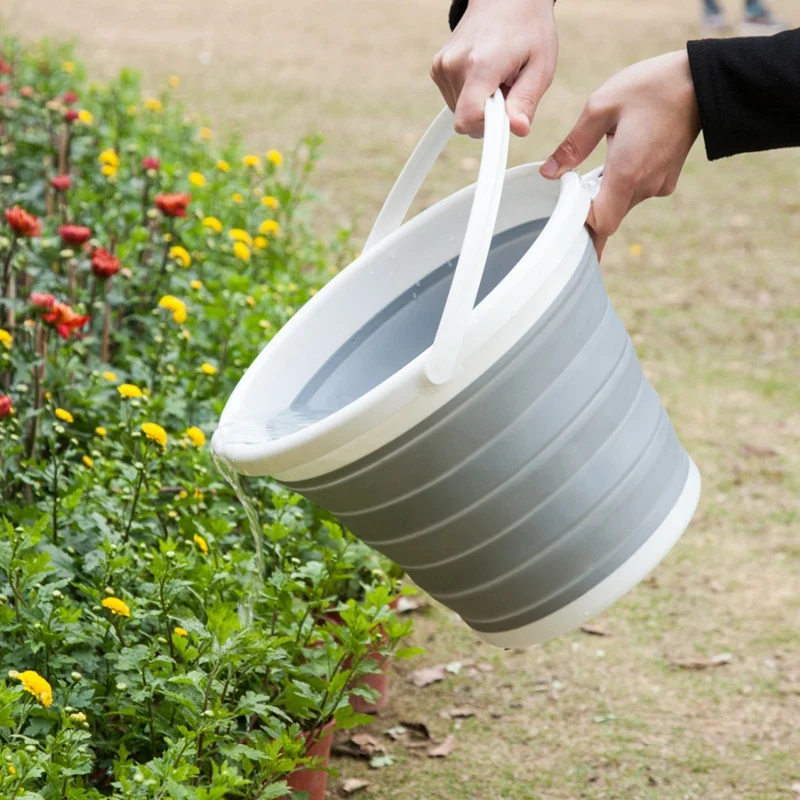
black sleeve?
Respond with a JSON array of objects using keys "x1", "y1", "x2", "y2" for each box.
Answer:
[
  {"x1": 449, "y1": 0, "x2": 556, "y2": 31},
  {"x1": 687, "y1": 29, "x2": 800, "y2": 161}
]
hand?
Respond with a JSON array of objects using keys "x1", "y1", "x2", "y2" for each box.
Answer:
[
  {"x1": 431, "y1": 0, "x2": 558, "y2": 138},
  {"x1": 540, "y1": 50, "x2": 701, "y2": 257}
]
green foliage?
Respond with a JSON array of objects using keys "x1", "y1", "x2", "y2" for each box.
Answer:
[{"x1": 0, "y1": 37, "x2": 416, "y2": 797}]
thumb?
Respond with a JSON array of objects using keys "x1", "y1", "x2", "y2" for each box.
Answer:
[
  {"x1": 540, "y1": 99, "x2": 614, "y2": 180},
  {"x1": 505, "y1": 62, "x2": 550, "y2": 137}
]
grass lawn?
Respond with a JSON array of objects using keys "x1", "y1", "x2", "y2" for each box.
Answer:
[{"x1": 2, "y1": 0, "x2": 798, "y2": 796}]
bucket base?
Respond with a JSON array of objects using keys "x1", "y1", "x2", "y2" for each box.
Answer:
[{"x1": 473, "y1": 459, "x2": 701, "y2": 649}]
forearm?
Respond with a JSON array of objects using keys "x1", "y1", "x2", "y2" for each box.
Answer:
[{"x1": 688, "y1": 28, "x2": 800, "y2": 160}]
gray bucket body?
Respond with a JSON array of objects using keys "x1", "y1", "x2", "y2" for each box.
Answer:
[{"x1": 274, "y1": 221, "x2": 692, "y2": 639}]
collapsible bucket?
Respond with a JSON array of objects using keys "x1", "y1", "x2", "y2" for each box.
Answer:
[{"x1": 211, "y1": 91, "x2": 701, "y2": 648}]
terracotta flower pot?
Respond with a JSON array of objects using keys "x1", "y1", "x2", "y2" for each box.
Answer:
[
  {"x1": 285, "y1": 720, "x2": 336, "y2": 800},
  {"x1": 349, "y1": 642, "x2": 391, "y2": 714}
]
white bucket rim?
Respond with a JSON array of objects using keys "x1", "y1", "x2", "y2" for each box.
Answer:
[{"x1": 213, "y1": 163, "x2": 594, "y2": 480}]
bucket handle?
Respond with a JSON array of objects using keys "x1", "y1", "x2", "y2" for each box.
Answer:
[{"x1": 363, "y1": 90, "x2": 510, "y2": 385}]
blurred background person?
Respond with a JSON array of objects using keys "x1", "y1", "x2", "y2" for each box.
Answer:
[{"x1": 702, "y1": 0, "x2": 786, "y2": 33}]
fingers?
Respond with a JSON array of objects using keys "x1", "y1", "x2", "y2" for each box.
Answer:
[
  {"x1": 453, "y1": 72, "x2": 500, "y2": 137},
  {"x1": 505, "y1": 60, "x2": 552, "y2": 137},
  {"x1": 540, "y1": 95, "x2": 615, "y2": 179},
  {"x1": 586, "y1": 163, "x2": 637, "y2": 245}
]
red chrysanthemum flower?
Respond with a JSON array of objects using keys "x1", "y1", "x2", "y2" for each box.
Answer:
[
  {"x1": 64, "y1": 109, "x2": 79, "y2": 123},
  {"x1": 30, "y1": 292, "x2": 56, "y2": 311},
  {"x1": 154, "y1": 193, "x2": 191, "y2": 218},
  {"x1": 0, "y1": 395, "x2": 12, "y2": 418},
  {"x1": 59, "y1": 224, "x2": 92, "y2": 246},
  {"x1": 142, "y1": 156, "x2": 160, "y2": 171},
  {"x1": 43, "y1": 301, "x2": 90, "y2": 339},
  {"x1": 91, "y1": 247, "x2": 121, "y2": 280},
  {"x1": 4, "y1": 206, "x2": 41, "y2": 238},
  {"x1": 50, "y1": 175, "x2": 72, "y2": 192},
  {"x1": 62, "y1": 90, "x2": 79, "y2": 106},
  {"x1": 19, "y1": 86, "x2": 34, "y2": 98},
  {"x1": 0, "y1": 57, "x2": 11, "y2": 75},
  {"x1": 0, "y1": 84, "x2": 8, "y2": 97}
]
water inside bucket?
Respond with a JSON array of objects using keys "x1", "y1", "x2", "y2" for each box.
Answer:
[{"x1": 261, "y1": 218, "x2": 548, "y2": 439}]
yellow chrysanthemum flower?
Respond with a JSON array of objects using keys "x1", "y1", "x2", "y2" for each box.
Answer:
[
  {"x1": 102, "y1": 371, "x2": 117, "y2": 382},
  {"x1": 231, "y1": 192, "x2": 243, "y2": 204},
  {"x1": 266, "y1": 149, "x2": 283, "y2": 166},
  {"x1": 118, "y1": 383, "x2": 143, "y2": 399},
  {"x1": 69, "y1": 711, "x2": 87, "y2": 722},
  {"x1": 191, "y1": 279, "x2": 204, "y2": 290},
  {"x1": 261, "y1": 195, "x2": 279, "y2": 209},
  {"x1": 77, "y1": 109, "x2": 94, "y2": 125},
  {"x1": 200, "y1": 127, "x2": 213, "y2": 141},
  {"x1": 0, "y1": 329, "x2": 12, "y2": 349},
  {"x1": 188, "y1": 171, "x2": 206, "y2": 188},
  {"x1": 258, "y1": 219, "x2": 281, "y2": 237},
  {"x1": 178, "y1": 490, "x2": 189, "y2": 500},
  {"x1": 102, "y1": 597, "x2": 131, "y2": 617},
  {"x1": 174, "y1": 626, "x2": 189, "y2": 637},
  {"x1": 62, "y1": 61, "x2": 76, "y2": 73},
  {"x1": 200, "y1": 363, "x2": 217, "y2": 376},
  {"x1": 193, "y1": 488, "x2": 205, "y2": 501},
  {"x1": 101, "y1": 164, "x2": 118, "y2": 178},
  {"x1": 82, "y1": 455, "x2": 94, "y2": 468},
  {"x1": 169, "y1": 75, "x2": 181, "y2": 88},
  {"x1": 253, "y1": 236, "x2": 268, "y2": 250},
  {"x1": 8, "y1": 765, "x2": 16, "y2": 776},
  {"x1": 169, "y1": 245, "x2": 192, "y2": 268},
  {"x1": 55, "y1": 408, "x2": 74, "y2": 424},
  {"x1": 193, "y1": 534, "x2": 209, "y2": 555},
  {"x1": 216, "y1": 159, "x2": 230, "y2": 172},
  {"x1": 16, "y1": 670, "x2": 53, "y2": 708},
  {"x1": 246, "y1": 296, "x2": 256, "y2": 307},
  {"x1": 142, "y1": 422, "x2": 168, "y2": 447},
  {"x1": 144, "y1": 98, "x2": 163, "y2": 112},
  {"x1": 202, "y1": 216, "x2": 223, "y2": 234},
  {"x1": 243, "y1": 154, "x2": 261, "y2": 168},
  {"x1": 228, "y1": 228, "x2": 253, "y2": 246},
  {"x1": 185, "y1": 426, "x2": 206, "y2": 447},
  {"x1": 95, "y1": 426, "x2": 108, "y2": 437},
  {"x1": 158, "y1": 295, "x2": 187, "y2": 325},
  {"x1": 233, "y1": 242, "x2": 251, "y2": 262},
  {"x1": 98, "y1": 149, "x2": 120, "y2": 167}
]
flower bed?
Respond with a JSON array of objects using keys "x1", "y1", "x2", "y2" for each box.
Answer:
[{"x1": 0, "y1": 37, "x2": 419, "y2": 797}]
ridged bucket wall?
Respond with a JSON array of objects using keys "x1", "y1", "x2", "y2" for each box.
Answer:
[{"x1": 286, "y1": 240, "x2": 691, "y2": 638}]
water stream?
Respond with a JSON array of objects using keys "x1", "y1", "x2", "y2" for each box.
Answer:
[{"x1": 212, "y1": 452, "x2": 264, "y2": 628}]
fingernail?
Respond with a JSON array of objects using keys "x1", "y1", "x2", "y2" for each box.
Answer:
[
  {"x1": 514, "y1": 111, "x2": 530, "y2": 128},
  {"x1": 540, "y1": 157, "x2": 560, "y2": 179}
]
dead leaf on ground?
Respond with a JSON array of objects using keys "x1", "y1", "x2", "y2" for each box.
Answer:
[
  {"x1": 385, "y1": 725, "x2": 408, "y2": 741},
  {"x1": 428, "y1": 735, "x2": 457, "y2": 758},
  {"x1": 395, "y1": 595, "x2": 429, "y2": 614},
  {"x1": 475, "y1": 662, "x2": 494, "y2": 673},
  {"x1": 439, "y1": 706, "x2": 476, "y2": 719},
  {"x1": 368, "y1": 754, "x2": 395, "y2": 769},
  {"x1": 350, "y1": 733, "x2": 385, "y2": 757},
  {"x1": 741, "y1": 443, "x2": 778, "y2": 458},
  {"x1": 669, "y1": 652, "x2": 734, "y2": 670},
  {"x1": 398, "y1": 720, "x2": 431, "y2": 739},
  {"x1": 580, "y1": 624, "x2": 611, "y2": 637},
  {"x1": 333, "y1": 742, "x2": 369, "y2": 759},
  {"x1": 405, "y1": 740, "x2": 430, "y2": 749},
  {"x1": 789, "y1": 782, "x2": 800, "y2": 795},
  {"x1": 408, "y1": 665, "x2": 447, "y2": 688},
  {"x1": 341, "y1": 777, "x2": 370, "y2": 795}
]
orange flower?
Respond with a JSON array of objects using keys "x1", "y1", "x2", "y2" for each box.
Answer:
[
  {"x1": 43, "y1": 302, "x2": 90, "y2": 340},
  {"x1": 4, "y1": 206, "x2": 41, "y2": 238},
  {"x1": 155, "y1": 193, "x2": 191, "y2": 218}
]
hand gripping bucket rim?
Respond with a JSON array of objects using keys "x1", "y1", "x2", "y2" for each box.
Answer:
[{"x1": 212, "y1": 91, "x2": 701, "y2": 648}]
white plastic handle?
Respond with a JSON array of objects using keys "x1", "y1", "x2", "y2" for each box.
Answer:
[{"x1": 363, "y1": 90, "x2": 510, "y2": 385}]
